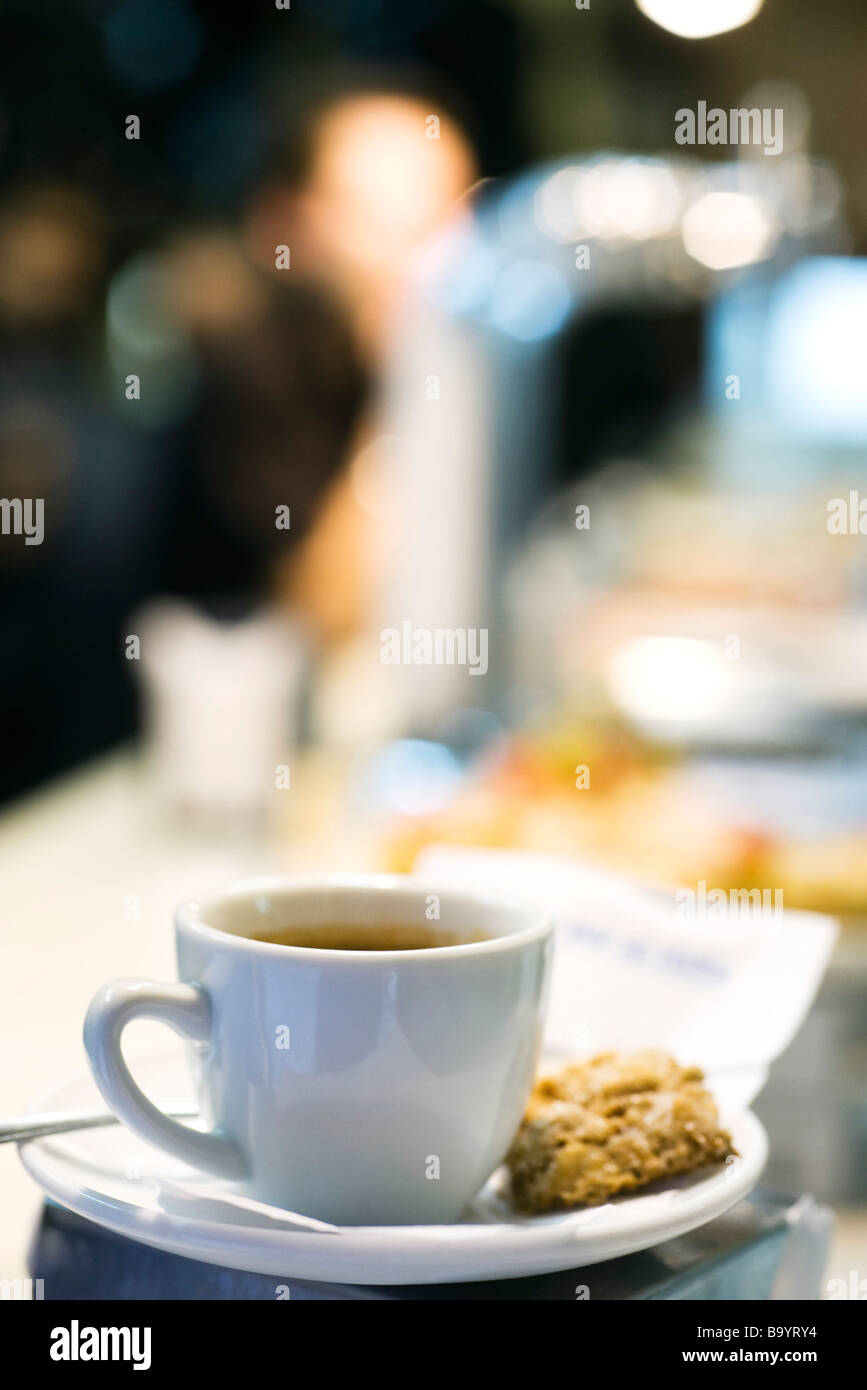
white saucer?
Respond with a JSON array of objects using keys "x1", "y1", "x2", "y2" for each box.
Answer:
[{"x1": 19, "y1": 1055, "x2": 768, "y2": 1285}]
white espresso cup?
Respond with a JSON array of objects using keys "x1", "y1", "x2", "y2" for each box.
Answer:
[{"x1": 84, "y1": 875, "x2": 553, "y2": 1225}]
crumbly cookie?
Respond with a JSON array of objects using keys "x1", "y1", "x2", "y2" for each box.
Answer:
[{"x1": 506, "y1": 1050, "x2": 734, "y2": 1213}]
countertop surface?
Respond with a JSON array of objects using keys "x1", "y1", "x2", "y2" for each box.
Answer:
[{"x1": 1, "y1": 747, "x2": 863, "y2": 1294}]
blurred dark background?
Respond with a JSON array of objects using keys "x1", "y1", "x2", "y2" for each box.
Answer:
[{"x1": 0, "y1": 0, "x2": 865, "y2": 803}]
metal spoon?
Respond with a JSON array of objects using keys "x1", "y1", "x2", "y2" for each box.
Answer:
[{"x1": 1, "y1": 1103, "x2": 198, "y2": 1145}]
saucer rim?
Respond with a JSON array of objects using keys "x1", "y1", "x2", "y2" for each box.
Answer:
[{"x1": 17, "y1": 1056, "x2": 768, "y2": 1285}]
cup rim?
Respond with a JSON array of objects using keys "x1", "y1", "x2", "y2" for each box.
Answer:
[{"x1": 175, "y1": 873, "x2": 553, "y2": 963}]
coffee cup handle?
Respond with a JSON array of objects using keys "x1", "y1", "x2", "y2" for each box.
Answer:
[{"x1": 83, "y1": 978, "x2": 247, "y2": 1179}]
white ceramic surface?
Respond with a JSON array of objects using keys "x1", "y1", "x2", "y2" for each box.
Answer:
[
  {"x1": 83, "y1": 875, "x2": 553, "y2": 1225},
  {"x1": 135, "y1": 600, "x2": 306, "y2": 818},
  {"x1": 19, "y1": 1055, "x2": 768, "y2": 1285}
]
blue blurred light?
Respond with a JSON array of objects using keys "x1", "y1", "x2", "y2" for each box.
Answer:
[
  {"x1": 428, "y1": 238, "x2": 498, "y2": 316},
  {"x1": 104, "y1": 0, "x2": 204, "y2": 92},
  {"x1": 708, "y1": 256, "x2": 867, "y2": 449},
  {"x1": 106, "y1": 255, "x2": 198, "y2": 427},
  {"x1": 353, "y1": 740, "x2": 464, "y2": 816},
  {"x1": 488, "y1": 260, "x2": 572, "y2": 341},
  {"x1": 764, "y1": 258, "x2": 867, "y2": 445}
]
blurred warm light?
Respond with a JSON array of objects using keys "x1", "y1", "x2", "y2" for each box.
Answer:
[
  {"x1": 682, "y1": 191, "x2": 779, "y2": 270},
  {"x1": 307, "y1": 95, "x2": 476, "y2": 276},
  {"x1": 0, "y1": 186, "x2": 105, "y2": 322},
  {"x1": 609, "y1": 637, "x2": 733, "y2": 724},
  {"x1": 350, "y1": 434, "x2": 395, "y2": 521},
  {"x1": 259, "y1": 92, "x2": 478, "y2": 355},
  {"x1": 535, "y1": 159, "x2": 682, "y2": 244},
  {"x1": 534, "y1": 167, "x2": 582, "y2": 244},
  {"x1": 776, "y1": 157, "x2": 841, "y2": 235},
  {"x1": 636, "y1": 0, "x2": 764, "y2": 39},
  {"x1": 164, "y1": 232, "x2": 265, "y2": 334},
  {"x1": 742, "y1": 82, "x2": 810, "y2": 156},
  {"x1": 579, "y1": 160, "x2": 681, "y2": 241}
]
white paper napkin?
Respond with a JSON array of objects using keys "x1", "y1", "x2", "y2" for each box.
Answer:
[{"x1": 414, "y1": 846, "x2": 839, "y2": 1109}]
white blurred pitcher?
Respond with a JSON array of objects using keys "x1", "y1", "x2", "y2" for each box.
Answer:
[{"x1": 133, "y1": 599, "x2": 306, "y2": 822}]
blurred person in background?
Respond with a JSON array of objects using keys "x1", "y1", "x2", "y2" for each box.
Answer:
[
  {"x1": 154, "y1": 235, "x2": 368, "y2": 614},
  {"x1": 243, "y1": 80, "x2": 479, "y2": 643},
  {"x1": 148, "y1": 79, "x2": 478, "y2": 672},
  {"x1": 0, "y1": 187, "x2": 368, "y2": 804},
  {"x1": 0, "y1": 75, "x2": 477, "y2": 804},
  {"x1": 0, "y1": 0, "x2": 516, "y2": 804},
  {"x1": 246, "y1": 83, "x2": 478, "y2": 359}
]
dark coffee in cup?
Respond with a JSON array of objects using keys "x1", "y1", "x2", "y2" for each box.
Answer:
[{"x1": 246, "y1": 922, "x2": 491, "y2": 951}]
